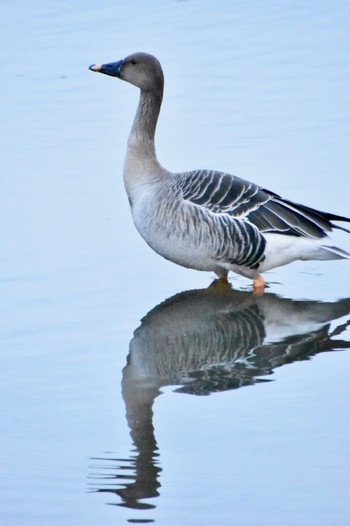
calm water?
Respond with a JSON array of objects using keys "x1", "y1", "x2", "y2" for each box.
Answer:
[{"x1": 2, "y1": 1, "x2": 350, "y2": 524}]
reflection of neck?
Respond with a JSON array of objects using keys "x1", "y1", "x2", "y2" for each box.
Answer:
[
  {"x1": 123, "y1": 368, "x2": 159, "y2": 456},
  {"x1": 120, "y1": 367, "x2": 162, "y2": 504}
]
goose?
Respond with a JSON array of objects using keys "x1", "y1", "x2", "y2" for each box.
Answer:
[{"x1": 89, "y1": 52, "x2": 350, "y2": 291}]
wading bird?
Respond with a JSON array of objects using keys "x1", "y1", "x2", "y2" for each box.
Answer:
[{"x1": 90, "y1": 52, "x2": 350, "y2": 291}]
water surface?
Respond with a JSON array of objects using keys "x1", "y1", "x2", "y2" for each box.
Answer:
[{"x1": 2, "y1": 1, "x2": 350, "y2": 524}]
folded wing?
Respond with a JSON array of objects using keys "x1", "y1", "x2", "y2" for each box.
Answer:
[{"x1": 179, "y1": 169, "x2": 350, "y2": 239}]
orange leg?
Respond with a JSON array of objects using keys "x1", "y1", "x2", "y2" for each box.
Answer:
[
  {"x1": 253, "y1": 274, "x2": 266, "y2": 294},
  {"x1": 212, "y1": 273, "x2": 230, "y2": 292}
]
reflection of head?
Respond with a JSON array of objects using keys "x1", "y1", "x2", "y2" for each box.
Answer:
[{"x1": 89, "y1": 282, "x2": 350, "y2": 513}]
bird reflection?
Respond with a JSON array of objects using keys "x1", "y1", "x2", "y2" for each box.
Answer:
[{"x1": 89, "y1": 281, "x2": 350, "y2": 515}]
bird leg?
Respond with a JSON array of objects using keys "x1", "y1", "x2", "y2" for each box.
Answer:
[{"x1": 253, "y1": 274, "x2": 266, "y2": 294}]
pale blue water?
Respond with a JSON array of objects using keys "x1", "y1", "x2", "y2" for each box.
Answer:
[{"x1": 1, "y1": 1, "x2": 350, "y2": 524}]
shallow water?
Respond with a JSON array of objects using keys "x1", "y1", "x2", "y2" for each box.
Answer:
[{"x1": 2, "y1": 1, "x2": 350, "y2": 524}]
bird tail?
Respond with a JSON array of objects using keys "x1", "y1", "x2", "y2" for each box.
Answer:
[
  {"x1": 282, "y1": 199, "x2": 350, "y2": 234},
  {"x1": 321, "y1": 244, "x2": 350, "y2": 260}
]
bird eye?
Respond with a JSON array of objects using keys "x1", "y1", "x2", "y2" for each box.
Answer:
[{"x1": 130, "y1": 59, "x2": 137, "y2": 65}]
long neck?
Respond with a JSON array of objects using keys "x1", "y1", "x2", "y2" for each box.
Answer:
[{"x1": 127, "y1": 88, "x2": 163, "y2": 160}]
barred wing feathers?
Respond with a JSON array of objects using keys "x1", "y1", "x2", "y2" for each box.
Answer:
[{"x1": 179, "y1": 170, "x2": 350, "y2": 239}]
